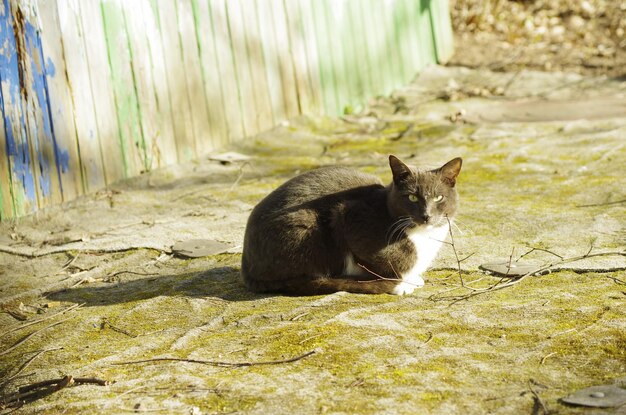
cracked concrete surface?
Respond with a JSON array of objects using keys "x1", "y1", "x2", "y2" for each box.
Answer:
[{"x1": 0, "y1": 66, "x2": 625, "y2": 414}]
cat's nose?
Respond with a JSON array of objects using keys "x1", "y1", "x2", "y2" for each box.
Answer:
[{"x1": 422, "y1": 214, "x2": 431, "y2": 223}]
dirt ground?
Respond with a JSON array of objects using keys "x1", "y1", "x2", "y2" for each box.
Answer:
[
  {"x1": 449, "y1": 0, "x2": 626, "y2": 77},
  {"x1": 1, "y1": 2, "x2": 626, "y2": 414}
]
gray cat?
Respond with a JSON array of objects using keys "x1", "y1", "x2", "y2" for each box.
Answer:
[{"x1": 241, "y1": 155, "x2": 462, "y2": 295}]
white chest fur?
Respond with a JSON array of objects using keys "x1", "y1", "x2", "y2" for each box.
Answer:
[{"x1": 392, "y1": 223, "x2": 449, "y2": 295}]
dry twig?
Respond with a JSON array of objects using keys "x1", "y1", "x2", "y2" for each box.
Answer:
[
  {"x1": 0, "y1": 347, "x2": 63, "y2": 389},
  {"x1": 1, "y1": 376, "x2": 111, "y2": 409},
  {"x1": 0, "y1": 314, "x2": 75, "y2": 356},
  {"x1": 431, "y1": 242, "x2": 626, "y2": 303},
  {"x1": 0, "y1": 303, "x2": 82, "y2": 340},
  {"x1": 528, "y1": 379, "x2": 549, "y2": 415},
  {"x1": 111, "y1": 350, "x2": 316, "y2": 368}
]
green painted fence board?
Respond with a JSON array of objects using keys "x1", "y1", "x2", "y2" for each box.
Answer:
[{"x1": 80, "y1": 0, "x2": 126, "y2": 184}]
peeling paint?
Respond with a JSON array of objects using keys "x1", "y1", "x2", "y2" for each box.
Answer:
[{"x1": 0, "y1": 0, "x2": 36, "y2": 211}]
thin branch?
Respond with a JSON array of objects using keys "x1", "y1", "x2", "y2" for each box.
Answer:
[
  {"x1": 1, "y1": 376, "x2": 111, "y2": 409},
  {"x1": 528, "y1": 379, "x2": 549, "y2": 415},
  {"x1": 518, "y1": 247, "x2": 564, "y2": 261},
  {"x1": 0, "y1": 347, "x2": 63, "y2": 388},
  {"x1": 446, "y1": 215, "x2": 466, "y2": 287},
  {"x1": 576, "y1": 199, "x2": 626, "y2": 208},
  {"x1": 0, "y1": 315, "x2": 75, "y2": 356},
  {"x1": 111, "y1": 350, "x2": 316, "y2": 368},
  {"x1": 432, "y1": 245, "x2": 626, "y2": 303},
  {"x1": 0, "y1": 245, "x2": 164, "y2": 259},
  {"x1": 356, "y1": 263, "x2": 399, "y2": 282},
  {"x1": 0, "y1": 303, "x2": 82, "y2": 339}
]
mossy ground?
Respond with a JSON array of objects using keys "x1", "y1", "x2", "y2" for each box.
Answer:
[{"x1": 1, "y1": 67, "x2": 625, "y2": 414}]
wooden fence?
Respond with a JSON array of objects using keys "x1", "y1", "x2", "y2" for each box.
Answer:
[{"x1": 0, "y1": 0, "x2": 453, "y2": 220}]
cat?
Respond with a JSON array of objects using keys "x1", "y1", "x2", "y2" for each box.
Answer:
[{"x1": 241, "y1": 155, "x2": 462, "y2": 295}]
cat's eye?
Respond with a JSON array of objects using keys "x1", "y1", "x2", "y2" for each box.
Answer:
[
  {"x1": 434, "y1": 195, "x2": 444, "y2": 203},
  {"x1": 408, "y1": 194, "x2": 418, "y2": 202}
]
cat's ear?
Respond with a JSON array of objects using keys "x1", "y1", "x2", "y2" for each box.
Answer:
[
  {"x1": 438, "y1": 157, "x2": 462, "y2": 187},
  {"x1": 389, "y1": 155, "x2": 413, "y2": 185}
]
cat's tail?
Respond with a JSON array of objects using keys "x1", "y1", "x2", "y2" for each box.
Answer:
[{"x1": 243, "y1": 274, "x2": 402, "y2": 296}]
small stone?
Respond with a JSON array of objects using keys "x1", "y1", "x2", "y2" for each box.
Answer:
[
  {"x1": 562, "y1": 385, "x2": 626, "y2": 408},
  {"x1": 171, "y1": 239, "x2": 231, "y2": 258}
]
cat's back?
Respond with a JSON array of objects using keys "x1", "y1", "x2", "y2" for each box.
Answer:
[{"x1": 255, "y1": 166, "x2": 383, "y2": 211}]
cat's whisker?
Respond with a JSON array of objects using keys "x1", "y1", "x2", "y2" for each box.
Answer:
[
  {"x1": 386, "y1": 216, "x2": 412, "y2": 245},
  {"x1": 451, "y1": 221, "x2": 465, "y2": 236},
  {"x1": 396, "y1": 220, "x2": 413, "y2": 243}
]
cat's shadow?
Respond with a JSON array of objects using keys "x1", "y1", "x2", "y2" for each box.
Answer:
[{"x1": 46, "y1": 266, "x2": 270, "y2": 306}]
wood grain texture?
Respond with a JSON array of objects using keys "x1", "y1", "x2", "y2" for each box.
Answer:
[
  {"x1": 140, "y1": 0, "x2": 178, "y2": 166},
  {"x1": 269, "y1": 0, "x2": 300, "y2": 119},
  {"x1": 191, "y1": 0, "x2": 229, "y2": 148},
  {"x1": 1, "y1": 0, "x2": 39, "y2": 215},
  {"x1": 153, "y1": 0, "x2": 195, "y2": 162},
  {"x1": 239, "y1": 0, "x2": 274, "y2": 132},
  {"x1": 38, "y1": 0, "x2": 83, "y2": 202},
  {"x1": 80, "y1": 0, "x2": 126, "y2": 183},
  {"x1": 255, "y1": 0, "x2": 287, "y2": 122},
  {"x1": 293, "y1": 0, "x2": 322, "y2": 115},
  {"x1": 101, "y1": 0, "x2": 147, "y2": 175},
  {"x1": 310, "y1": 0, "x2": 339, "y2": 115},
  {"x1": 177, "y1": 0, "x2": 211, "y2": 155},
  {"x1": 57, "y1": 0, "x2": 106, "y2": 193},
  {"x1": 210, "y1": 0, "x2": 245, "y2": 142}
]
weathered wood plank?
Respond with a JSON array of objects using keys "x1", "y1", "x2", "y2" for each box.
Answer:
[
  {"x1": 101, "y1": 0, "x2": 147, "y2": 175},
  {"x1": 368, "y1": 0, "x2": 394, "y2": 96},
  {"x1": 310, "y1": 0, "x2": 339, "y2": 115},
  {"x1": 357, "y1": 0, "x2": 381, "y2": 98},
  {"x1": 383, "y1": 0, "x2": 405, "y2": 92},
  {"x1": 225, "y1": 0, "x2": 259, "y2": 137},
  {"x1": 139, "y1": 0, "x2": 177, "y2": 166},
  {"x1": 284, "y1": 0, "x2": 315, "y2": 115},
  {"x1": 122, "y1": 0, "x2": 166, "y2": 169},
  {"x1": 344, "y1": 0, "x2": 366, "y2": 111},
  {"x1": 21, "y1": 8, "x2": 63, "y2": 210},
  {"x1": 177, "y1": 0, "x2": 211, "y2": 155},
  {"x1": 210, "y1": 0, "x2": 245, "y2": 142},
  {"x1": 255, "y1": 0, "x2": 287, "y2": 122},
  {"x1": 417, "y1": 0, "x2": 437, "y2": 68},
  {"x1": 57, "y1": 0, "x2": 106, "y2": 193},
  {"x1": 403, "y1": 0, "x2": 424, "y2": 75},
  {"x1": 239, "y1": 0, "x2": 274, "y2": 132},
  {"x1": 38, "y1": 0, "x2": 83, "y2": 203},
  {"x1": 152, "y1": 0, "x2": 195, "y2": 162},
  {"x1": 79, "y1": 0, "x2": 126, "y2": 183},
  {"x1": 0, "y1": 73, "x2": 14, "y2": 219},
  {"x1": 1, "y1": 0, "x2": 39, "y2": 216},
  {"x1": 190, "y1": 0, "x2": 229, "y2": 148},
  {"x1": 323, "y1": 0, "x2": 351, "y2": 114},
  {"x1": 293, "y1": 0, "x2": 322, "y2": 115},
  {"x1": 428, "y1": 0, "x2": 454, "y2": 63},
  {"x1": 268, "y1": 0, "x2": 300, "y2": 119}
]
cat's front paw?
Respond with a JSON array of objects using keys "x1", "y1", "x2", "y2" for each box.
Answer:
[{"x1": 391, "y1": 280, "x2": 424, "y2": 295}]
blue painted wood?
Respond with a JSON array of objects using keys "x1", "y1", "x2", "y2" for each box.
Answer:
[
  {"x1": 0, "y1": 0, "x2": 37, "y2": 216},
  {"x1": 23, "y1": 14, "x2": 63, "y2": 207}
]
